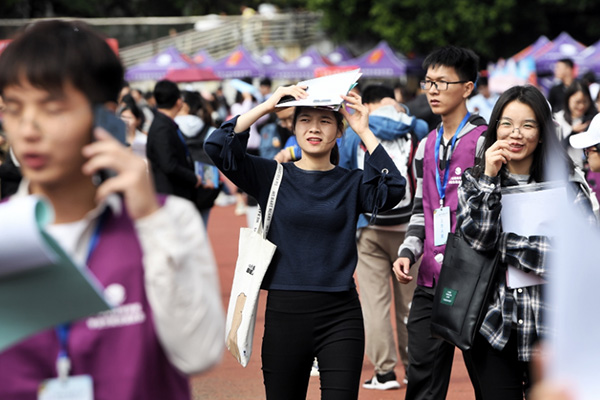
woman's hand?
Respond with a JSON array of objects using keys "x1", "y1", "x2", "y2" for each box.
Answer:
[
  {"x1": 234, "y1": 85, "x2": 307, "y2": 133},
  {"x1": 264, "y1": 85, "x2": 308, "y2": 113},
  {"x1": 82, "y1": 127, "x2": 159, "y2": 220},
  {"x1": 484, "y1": 140, "x2": 512, "y2": 178},
  {"x1": 339, "y1": 91, "x2": 379, "y2": 154}
]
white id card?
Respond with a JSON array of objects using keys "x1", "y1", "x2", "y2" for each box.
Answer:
[
  {"x1": 433, "y1": 206, "x2": 451, "y2": 246},
  {"x1": 38, "y1": 375, "x2": 94, "y2": 400}
]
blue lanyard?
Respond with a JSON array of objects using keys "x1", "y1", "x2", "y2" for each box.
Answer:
[
  {"x1": 434, "y1": 112, "x2": 470, "y2": 206},
  {"x1": 55, "y1": 209, "x2": 107, "y2": 378}
]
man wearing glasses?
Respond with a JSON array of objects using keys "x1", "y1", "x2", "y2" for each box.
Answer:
[{"x1": 393, "y1": 46, "x2": 488, "y2": 400}]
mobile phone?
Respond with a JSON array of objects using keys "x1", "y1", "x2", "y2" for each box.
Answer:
[
  {"x1": 92, "y1": 106, "x2": 126, "y2": 184},
  {"x1": 93, "y1": 105, "x2": 126, "y2": 144}
]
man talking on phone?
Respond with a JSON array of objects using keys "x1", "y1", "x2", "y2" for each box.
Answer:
[{"x1": 146, "y1": 80, "x2": 202, "y2": 202}]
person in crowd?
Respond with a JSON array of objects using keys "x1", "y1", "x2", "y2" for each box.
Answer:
[
  {"x1": 130, "y1": 87, "x2": 155, "y2": 133},
  {"x1": 570, "y1": 113, "x2": 600, "y2": 173},
  {"x1": 553, "y1": 80, "x2": 597, "y2": 168},
  {"x1": 547, "y1": 58, "x2": 575, "y2": 113},
  {"x1": 406, "y1": 88, "x2": 442, "y2": 134},
  {"x1": 467, "y1": 76, "x2": 499, "y2": 123},
  {"x1": 206, "y1": 84, "x2": 406, "y2": 399},
  {"x1": 259, "y1": 77, "x2": 273, "y2": 102},
  {"x1": 119, "y1": 94, "x2": 147, "y2": 158},
  {"x1": 175, "y1": 90, "x2": 220, "y2": 226},
  {"x1": 392, "y1": 45, "x2": 488, "y2": 400},
  {"x1": 259, "y1": 106, "x2": 295, "y2": 160},
  {"x1": 0, "y1": 146, "x2": 21, "y2": 199},
  {"x1": 581, "y1": 70, "x2": 600, "y2": 103},
  {"x1": 146, "y1": 80, "x2": 202, "y2": 203},
  {"x1": 0, "y1": 19, "x2": 224, "y2": 399},
  {"x1": 456, "y1": 85, "x2": 597, "y2": 399},
  {"x1": 229, "y1": 85, "x2": 267, "y2": 218},
  {"x1": 339, "y1": 83, "x2": 423, "y2": 390}
]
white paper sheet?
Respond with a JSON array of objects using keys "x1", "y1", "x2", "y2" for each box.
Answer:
[
  {"x1": 275, "y1": 69, "x2": 362, "y2": 111},
  {"x1": 0, "y1": 196, "x2": 57, "y2": 276},
  {"x1": 501, "y1": 184, "x2": 565, "y2": 288}
]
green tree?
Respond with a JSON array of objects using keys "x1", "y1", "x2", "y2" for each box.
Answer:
[{"x1": 303, "y1": 0, "x2": 600, "y2": 64}]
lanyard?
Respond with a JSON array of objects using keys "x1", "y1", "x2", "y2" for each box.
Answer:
[
  {"x1": 55, "y1": 210, "x2": 107, "y2": 380},
  {"x1": 434, "y1": 112, "x2": 470, "y2": 207}
]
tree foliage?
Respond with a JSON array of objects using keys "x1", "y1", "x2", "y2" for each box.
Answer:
[
  {"x1": 2, "y1": 0, "x2": 600, "y2": 65},
  {"x1": 304, "y1": 0, "x2": 600, "y2": 64}
]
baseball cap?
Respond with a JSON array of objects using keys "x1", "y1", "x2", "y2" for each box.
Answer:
[{"x1": 569, "y1": 114, "x2": 600, "y2": 149}]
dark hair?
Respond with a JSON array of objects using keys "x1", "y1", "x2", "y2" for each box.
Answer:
[
  {"x1": 292, "y1": 106, "x2": 344, "y2": 165},
  {"x1": 361, "y1": 84, "x2": 395, "y2": 104},
  {"x1": 582, "y1": 71, "x2": 597, "y2": 85},
  {"x1": 562, "y1": 80, "x2": 596, "y2": 125},
  {"x1": 422, "y1": 46, "x2": 479, "y2": 83},
  {"x1": 259, "y1": 77, "x2": 272, "y2": 87},
  {"x1": 119, "y1": 94, "x2": 144, "y2": 129},
  {"x1": 0, "y1": 20, "x2": 123, "y2": 105},
  {"x1": 181, "y1": 90, "x2": 203, "y2": 115},
  {"x1": 473, "y1": 85, "x2": 574, "y2": 183},
  {"x1": 153, "y1": 80, "x2": 180, "y2": 109},
  {"x1": 557, "y1": 58, "x2": 574, "y2": 69}
]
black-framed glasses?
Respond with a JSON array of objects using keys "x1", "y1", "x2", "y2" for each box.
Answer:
[
  {"x1": 496, "y1": 119, "x2": 539, "y2": 135},
  {"x1": 419, "y1": 80, "x2": 469, "y2": 91},
  {"x1": 584, "y1": 144, "x2": 600, "y2": 158}
]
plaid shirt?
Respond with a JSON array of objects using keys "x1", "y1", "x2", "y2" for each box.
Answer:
[{"x1": 456, "y1": 168, "x2": 597, "y2": 361}]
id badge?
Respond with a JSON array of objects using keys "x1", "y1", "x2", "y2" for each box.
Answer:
[
  {"x1": 433, "y1": 206, "x2": 451, "y2": 246},
  {"x1": 38, "y1": 375, "x2": 94, "y2": 400}
]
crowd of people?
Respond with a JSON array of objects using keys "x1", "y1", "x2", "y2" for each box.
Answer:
[{"x1": 1, "y1": 18, "x2": 599, "y2": 400}]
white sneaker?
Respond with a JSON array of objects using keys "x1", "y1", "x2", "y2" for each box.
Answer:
[{"x1": 362, "y1": 371, "x2": 401, "y2": 390}]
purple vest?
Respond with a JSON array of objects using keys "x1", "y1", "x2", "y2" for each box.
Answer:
[
  {"x1": 0, "y1": 197, "x2": 191, "y2": 400},
  {"x1": 419, "y1": 125, "x2": 486, "y2": 287}
]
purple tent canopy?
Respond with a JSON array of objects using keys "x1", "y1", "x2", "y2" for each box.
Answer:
[
  {"x1": 125, "y1": 47, "x2": 193, "y2": 82},
  {"x1": 512, "y1": 36, "x2": 551, "y2": 62},
  {"x1": 260, "y1": 47, "x2": 288, "y2": 78},
  {"x1": 212, "y1": 45, "x2": 264, "y2": 79},
  {"x1": 327, "y1": 46, "x2": 353, "y2": 65},
  {"x1": 268, "y1": 47, "x2": 332, "y2": 80},
  {"x1": 192, "y1": 49, "x2": 216, "y2": 68},
  {"x1": 534, "y1": 32, "x2": 587, "y2": 74},
  {"x1": 579, "y1": 39, "x2": 600, "y2": 76},
  {"x1": 342, "y1": 41, "x2": 407, "y2": 78}
]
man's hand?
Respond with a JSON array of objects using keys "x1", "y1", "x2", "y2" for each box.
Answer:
[{"x1": 393, "y1": 257, "x2": 413, "y2": 284}]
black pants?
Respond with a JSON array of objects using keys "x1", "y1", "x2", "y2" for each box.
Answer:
[
  {"x1": 463, "y1": 329, "x2": 531, "y2": 400},
  {"x1": 261, "y1": 289, "x2": 365, "y2": 400},
  {"x1": 405, "y1": 286, "x2": 455, "y2": 400}
]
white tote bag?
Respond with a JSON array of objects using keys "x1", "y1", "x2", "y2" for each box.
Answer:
[{"x1": 225, "y1": 163, "x2": 283, "y2": 367}]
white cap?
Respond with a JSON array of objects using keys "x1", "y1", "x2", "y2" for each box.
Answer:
[{"x1": 569, "y1": 114, "x2": 600, "y2": 149}]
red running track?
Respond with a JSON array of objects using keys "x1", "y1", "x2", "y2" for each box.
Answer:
[{"x1": 191, "y1": 204, "x2": 475, "y2": 400}]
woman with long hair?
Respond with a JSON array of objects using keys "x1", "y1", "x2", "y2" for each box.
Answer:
[
  {"x1": 554, "y1": 80, "x2": 598, "y2": 168},
  {"x1": 457, "y1": 85, "x2": 597, "y2": 399}
]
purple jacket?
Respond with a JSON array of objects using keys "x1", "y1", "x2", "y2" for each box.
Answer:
[
  {"x1": 419, "y1": 125, "x2": 486, "y2": 287},
  {"x1": 0, "y1": 198, "x2": 190, "y2": 400}
]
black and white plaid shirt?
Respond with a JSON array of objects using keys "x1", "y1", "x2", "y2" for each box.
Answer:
[{"x1": 456, "y1": 168, "x2": 597, "y2": 361}]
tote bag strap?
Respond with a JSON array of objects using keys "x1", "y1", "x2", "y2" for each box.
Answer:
[{"x1": 253, "y1": 162, "x2": 283, "y2": 238}]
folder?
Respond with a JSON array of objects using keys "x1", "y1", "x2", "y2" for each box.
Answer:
[
  {"x1": 276, "y1": 68, "x2": 362, "y2": 111},
  {"x1": 0, "y1": 196, "x2": 111, "y2": 352}
]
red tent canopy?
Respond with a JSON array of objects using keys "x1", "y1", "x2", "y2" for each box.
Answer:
[{"x1": 162, "y1": 67, "x2": 220, "y2": 83}]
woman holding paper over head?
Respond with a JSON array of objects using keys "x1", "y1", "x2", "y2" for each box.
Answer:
[
  {"x1": 455, "y1": 85, "x2": 598, "y2": 400},
  {"x1": 205, "y1": 80, "x2": 406, "y2": 399}
]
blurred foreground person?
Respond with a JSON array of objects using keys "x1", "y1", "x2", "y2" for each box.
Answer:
[{"x1": 0, "y1": 20, "x2": 224, "y2": 399}]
